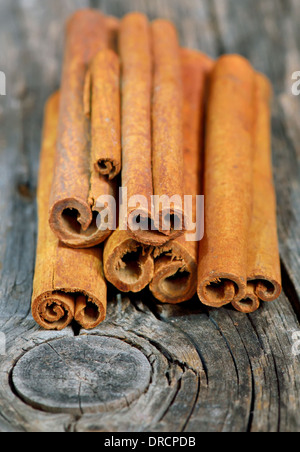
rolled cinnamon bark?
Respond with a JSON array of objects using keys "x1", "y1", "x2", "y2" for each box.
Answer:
[
  {"x1": 151, "y1": 19, "x2": 185, "y2": 241},
  {"x1": 103, "y1": 229, "x2": 154, "y2": 293},
  {"x1": 119, "y1": 15, "x2": 185, "y2": 246},
  {"x1": 118, "y1": 13, "x2": 154, "y2": 242},
  {"x1": 49, "y1": 10, "x2": 116, "y2": 248},
  {"x1": 151, "y1": 19, "x2": 185, "y2": 240},
  {"x1": 197, "y1": 55, "x2": 256, "y2": 308},
  {"x1": 84, "y1": 48, "x2": 121, "y2": 180},
  {"x1": 232, "y1": 73, "x2": 281, "y2": 312},
  {"x1": 149, "y1": 49, "x2": 213, "y2": 304},
  {"x1": 232, "y1": 284, "x2": 260, "y2": 314},
  {"x1": 32, "y1": 92, "x2": 107, "y2": 331}
]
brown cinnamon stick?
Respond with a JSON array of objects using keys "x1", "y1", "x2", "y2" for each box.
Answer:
[
  {"x1": 84, "y1": 48, "x2": 121, "y2": 180},
  {"x1": 197, "y1": 55, "x2": 256, "y2": 308},
  {"x1": 151, "y1": 19, "x2": 185, "y2": 241},
  {"x1": 232, "y1": 284, "x2": 260, "y2": 314},
  {"x1": 118, "y1": 13, "x2": 154, "y2": 242},
  {"x1": 119, "y1": 15, "x2": 185, "y2": 246},
  {"x1": 103, "y1": 229, "x2": 154, "y2": 293},
  {"x1": 149, "y1": 49, "x2": 213, "y2": 304},
  {"x1": 49, "y1": 10, "x2": 116, "y2": 248},
  {"x1": 232, "y1": 73, "x2": 281, "y2": 313},
  {"x1": 32, "y1": 92, "x2": 107, "y2": 330}
]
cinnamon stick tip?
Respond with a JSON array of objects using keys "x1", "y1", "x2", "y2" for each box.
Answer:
[
  {"x1": 32, "y1": 293, "x2": 75, "y2": 331},
  {"x1": 255, "y1": 279, "x2": 282, "y2": 302},
  {"x1": 95, "y1": 158, "x2": 121, "y2": 179},
  {"x1": 44, "y1": 90, "x2": 60, "y2": 111},
  {"x1": 104, "y1": 234, "x2": 154, "y2": 293},
  {"x1": 150, "y1": 261, "x2": 196, "y2": 304},
  {"x1": 197, "y1": 274, "x2": 246, "y2": 308},
  {"x1": 66, "y1": 8, "x2": 105, "y2": 28},
  {"x1": 151, "y1": 18, "x2": 176, "y2": 28},
  {"x1": 214, "y1": 54, "x2": 255, "y2": 79},
  {"x1": 122, "y1": 11, "x2": 149, "y2": 24},
  {"x1": 181, "y1": 47, "x2": 214, "y2": 72},
  {"x1": 232, "y1": 295, "x2": 260, "y2": 314},
  {"x1": 74, "y1": 295, "x2": 106, "y2": 330},
  {"x1": 106, "y1": 15, "x2": 120, "y2": 29}
]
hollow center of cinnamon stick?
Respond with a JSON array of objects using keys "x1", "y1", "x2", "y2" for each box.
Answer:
[
  {"x1": 98, "y1": 159, "x2": 111, "y2": 172},
  {"x1": 83, "y1": 301, "x2": 100, "y2": 322},
  {"x1": 161, "y1": 213, "x2": 182, "y2": 232},
  {"x1": 238, "y1": 297, "x2": 255, "y2": 308},
  {"x1": 255, "y1": 279, "x2": 276, "y2": 298},
  {"x1": 97, "y1": 158, "x2": 117, "y2": 178},
  {"x1": 129, "y1": 211, "x2": 183, "y2": 243},
  {"x1": 132, "y1": 213, "x2": 156, "y2": 231},
  {"x1": 116, "y1": 248, "x2": 145, "y2": 284},
  {"x1": 205, "y1": 279, "x2": 238, "y2": 305},
  {"x1": 162, "y1": 269, "x2": 191, "y2": 294},
  {"x1": 61, "y1": 208, "x2": 99, "y2": 236}
]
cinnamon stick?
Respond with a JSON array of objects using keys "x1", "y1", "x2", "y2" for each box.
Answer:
[
  {"x1": 32, "y1": 92, "x2": 107, "y2": 330},
  {"x1": 197, "y1": 55, "x2": 256, "y2": 308},
  {"x1": 49, "y1": 10, "x2": 116, "y2": 248},
  {"x1": 232, "y1": 284, "x2": 260, "y2": 314},
  {"x1": 103, "y1": 229, "x2": 154, "y2": 293},
  {"x1": 149, "y1": 49, "x2": 213, "y2": 304},
  {"x1": 151, "y1": 19, "x2": 185, "y2": 242},
  {"x1": 118, "y1": 13, "x2": 154, "y2": 242},
  {"x1": 84, "y1": 48, "x2": 121, "y2": 180},
  {"x1": 119, "y1": 15, "x2": 185, "y2": 246},
  {"x1": 232, "y1": 73, "x2": 281, "y2": 313}
]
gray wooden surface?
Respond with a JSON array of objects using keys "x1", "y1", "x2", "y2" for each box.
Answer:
[{"x1": 0, "y1": 0, "x2": 300, "y2": 432}]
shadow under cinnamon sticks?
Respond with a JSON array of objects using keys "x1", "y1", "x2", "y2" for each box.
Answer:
[{"x1": 32, "y1": 92, "x2": 107, "y2": 331}]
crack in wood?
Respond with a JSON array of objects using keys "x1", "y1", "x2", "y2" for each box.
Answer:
[{"x1": 208, "y1": 316, "x2": 240, "y2": 386}]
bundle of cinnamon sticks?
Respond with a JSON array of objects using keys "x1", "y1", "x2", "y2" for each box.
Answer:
[{"x1": 32, "y1": 9, "x2": 281, "y2": 330}]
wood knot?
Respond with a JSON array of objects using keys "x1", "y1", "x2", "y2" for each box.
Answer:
[{"x1": 11, "y1": 336, "x2": 151, "y2": 415}]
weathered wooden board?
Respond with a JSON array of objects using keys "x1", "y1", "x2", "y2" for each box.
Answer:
[{"x1": 0, "y1": 0, "x2": 299, "y2": 432}]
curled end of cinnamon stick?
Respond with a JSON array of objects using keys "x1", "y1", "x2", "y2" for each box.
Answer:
[
  {"x1": 32, "y1": 292, "x2": 75, "y2": 331},
  {"x1": 149, "y1": 243, "x2": 197, "y2": 304},
  {"x1": 95, "y1": 158, "x2": 121, "y2": 180},
  {"x1": 251, "y1": 277, "x2": 282, "y2": 302},
  {"x1": 127, "y1": 207, "x2": 185, "y2": 246},
  {"x1": 74, "y1": 294, "x2": 106, "y2": 330},
  {"x1": 49, "y1": 199, "x2": 112, "y2": 249},
  {"x1": 85, "y1": 48, "x2": 121, "y2": 181},
  {"x1": 65, "y1": 9, "x2": 108, "y2": 63},
  {"x1": 232, "y1": 284, "x2": 260, "y2": 313},
  {"x1": 103, "y1": 229, "x2": 154, "y2": 293},
  {"x1": 198, "y1": 274, "x2": 246, "y2": 308}
]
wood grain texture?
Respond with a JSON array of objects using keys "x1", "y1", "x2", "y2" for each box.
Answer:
[{"x1": 0, "y1": 0, "x2": 299, "y2": 432}]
